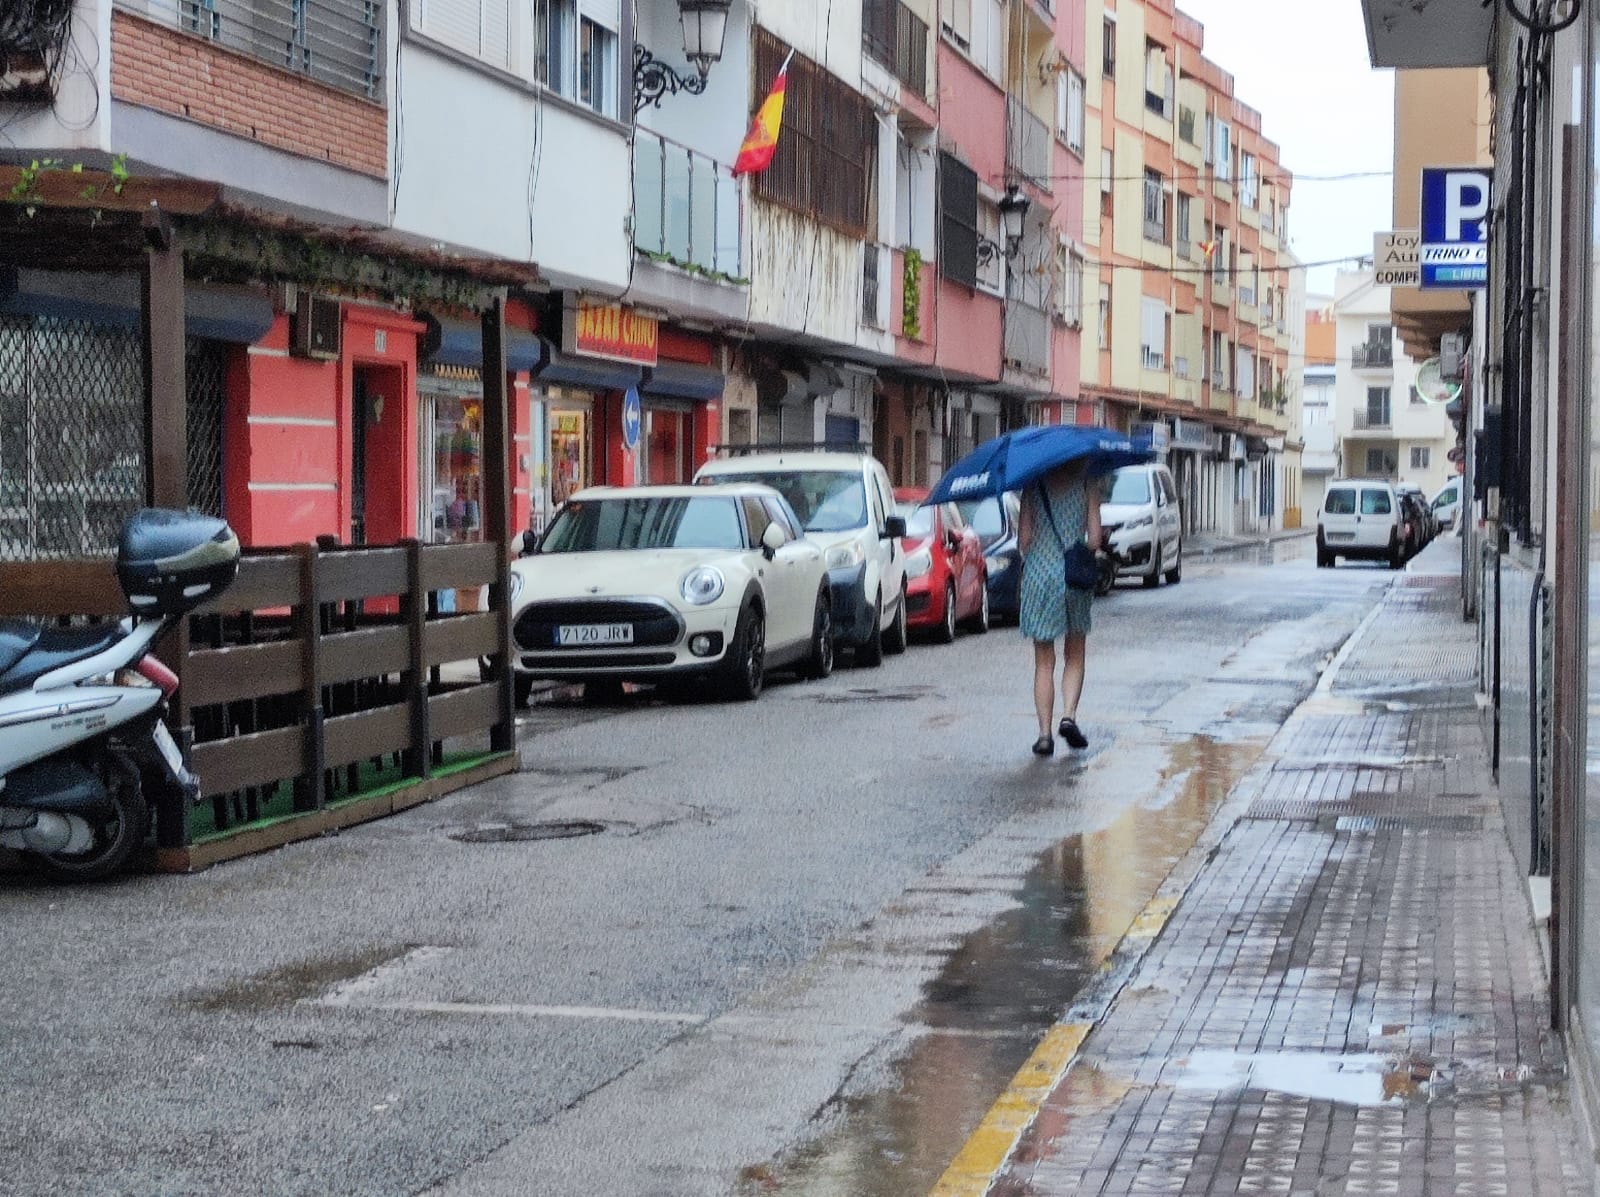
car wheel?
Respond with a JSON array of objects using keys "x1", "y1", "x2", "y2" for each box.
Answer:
[
  {"x1": 1164, "y1": 544, "x2": 1182, "y2": 585},
  {"x1": 801, "y1": 588, "x2": 835, "y2": 680},
  {"x1": 965, "y1": 577, "x2": 991, "y2": 634},
  {"x1": 1316, "y1": 549, "x2": 1333, "y2": 569},
  {"x1": 934, "y1": 580, "x2": 957, "y2": 644},
  {"x1": 718, "y1": 603, "x2": 766, "y2": 701},
  {"x1": 514, "y1": 673, "x2": 534, "y2": 708},
  {"x1": 1388, "y1": 533, "x2": 1404, "y2": 570},
  {"x1": 1143, "y1": 542, "x2": 1162, "y2": 589},
  {"x1": 884, "y1": 584, "x2": 909, "y2": 654},
  {"x1": 856, "y1": 588, "x2": 885, "y2": 668}
]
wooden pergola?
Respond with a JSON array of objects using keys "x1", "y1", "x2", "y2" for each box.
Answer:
[{"x1": 0, "y1": 166, "x2": 542, "y2": 868}]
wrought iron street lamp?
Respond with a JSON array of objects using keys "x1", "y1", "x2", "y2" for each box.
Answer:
[
  {"x1": 977, "y1": 186, "x2": 1033, "y2": 266},
  {"x1": 634, "y1": 0, "x2": 733, "y2": 113}
]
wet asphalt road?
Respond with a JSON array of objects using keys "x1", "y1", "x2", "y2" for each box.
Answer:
[{"x1": 0, "y1": 543, "x2": 1394, "y2": 1197}]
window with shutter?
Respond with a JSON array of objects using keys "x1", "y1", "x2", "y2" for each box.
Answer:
[
  {"x1": 943, "y1": 0, "x2": 972, "y2": 47},
  {"x1": 1140, "y1": 298, "x2": 1166, "y2": 370},
  {"x1": 940, "y1": 152, "x2": 979, "y2": 290}
]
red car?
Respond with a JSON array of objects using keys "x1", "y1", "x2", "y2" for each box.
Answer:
[{"x1": 893, "y1": 487, "x2": 989, "y2": 643}]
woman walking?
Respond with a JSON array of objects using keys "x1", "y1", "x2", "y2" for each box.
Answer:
[{"x1": 1017, "y1": 462, "x2": 1101, "y2": 756}]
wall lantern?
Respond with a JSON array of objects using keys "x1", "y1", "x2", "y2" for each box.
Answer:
[
  {"x1": 634, "y1": 0, "x2": 733, "y2": 113},
  {"x1": 978, "y1": 186, "x2": 1033, "y2": 266}
]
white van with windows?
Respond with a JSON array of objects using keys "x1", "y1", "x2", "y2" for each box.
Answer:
[
  {"x1": 1100, "y1": 463, "x2": 1183, "y2": 587},
  {"x1": 1431, "y1": 480, "x2": 1463, "y2": 531},
  {"x1": 1317, "y1": 479, "x2": 1406, "y2": 569}
]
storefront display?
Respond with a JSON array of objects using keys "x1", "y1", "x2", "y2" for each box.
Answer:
[
  {"x1": 421, "y1": 368, "x2": 486, "y2": 545},
  {"x1": 548, "y1": 396, "x2": 593, "y2": 507}
]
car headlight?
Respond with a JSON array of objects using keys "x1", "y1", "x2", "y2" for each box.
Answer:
[
  {"x1": 681, "y1": 566, "x2": 725, "y2": 606},
  {"x1": 1125, "y1": 515, "x2": 1153, "y2": 530},
  {"x1": 905, "y1": 548, "x2": 933, "y2": 578},
  {"x1": 509, "y1": 571, "x2": 524, "y2": 603},
  {"x1": 826, "y1": 542, "x2": 866, "y2": 570},
  {"x1": 989, "y1": 556, "x2": 1011, "y2": 574}
]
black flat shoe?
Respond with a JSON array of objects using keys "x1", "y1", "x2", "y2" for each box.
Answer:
[
  {"x1": 1058, "y1": 718, "x2": 1089, "y2": 750},
  {"x1": 1031, "y1": 735, "x2": 1055, "y2": 757}
]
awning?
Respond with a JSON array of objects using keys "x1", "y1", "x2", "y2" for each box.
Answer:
[
  {"x1": 534, "y1": 338, "x2": 643, "y2": 391},
  {"x1": 0, "y1": 268, "x2": 275, "y2": 344},
  {"x1": 422, "y1": 314, "x2": 545, "y2": 373},
  {"x1": 641, "y1": 360, "x2": 724, "y2": 401}
]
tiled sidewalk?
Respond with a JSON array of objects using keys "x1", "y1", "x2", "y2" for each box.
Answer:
[{"x1": 988, "y1": 558, "x2": 1591, "y2": 1196}]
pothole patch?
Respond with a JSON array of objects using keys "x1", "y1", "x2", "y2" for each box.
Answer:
[{"x1": 449, "y1": 820, "x2": 607, "y2": 844}]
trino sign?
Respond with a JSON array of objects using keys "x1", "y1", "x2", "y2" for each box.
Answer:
[
  {"x1": 1374, "y1": 231, "x2": 1420, "y2": 288},
  {"x1": 1419, "y1": 166, "x2": 1490, "y2": 290}
]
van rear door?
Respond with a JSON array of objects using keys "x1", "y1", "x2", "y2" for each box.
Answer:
[{"x1": 1320, "y1": 486, "x2": 1360, "y2": 548}]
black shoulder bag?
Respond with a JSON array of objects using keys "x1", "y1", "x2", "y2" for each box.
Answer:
[{"x1": 1038, "y1": 481, "x2": 1099, "y2": 592}]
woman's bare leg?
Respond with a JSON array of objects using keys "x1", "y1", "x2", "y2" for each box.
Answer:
[
  {"x1": 1060, "y1": 633, "x2": 1087, "y2": 720},
  {"x1": 1033, "y1": 639, "x2": 1057, "y2": 738}
]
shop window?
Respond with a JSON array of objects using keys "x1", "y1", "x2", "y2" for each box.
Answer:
[
  {"x1": 549, "y1": 404, "x2": 591, "y2": 506},
  {"x1": 428, "y1": 389, "x2": 485, "y2": 544}
]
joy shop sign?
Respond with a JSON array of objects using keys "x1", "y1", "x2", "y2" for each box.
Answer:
[{"x1": 1419, "y1": 166, "x2": 1491, "y2": 290}]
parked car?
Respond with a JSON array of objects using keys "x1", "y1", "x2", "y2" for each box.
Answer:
[
  {"x1": 506, "y1": 484, "x2": 835, "y2": 703},
  {"x1": 1397, "y1": 483, "x2": 1434, "y2": 552},
  {"x1": 893, "y1": 487, "x2": 989, "y2": 642},
  {"x1": 695, "y1": 449, "x2": 908, "y2": 666},
  {"x1": 1431, "y1": 479, "x2": 1463, "y2": 531},
  {"x1": 1316, "y1": 479, "x2": 1406, "y2": 569},
  {"x1": 956, "y1": 491, "x2": 1023, "y2": 623},
  {"x1": 1099, "y1": 462, "x2": 1183, "y2": 587}
]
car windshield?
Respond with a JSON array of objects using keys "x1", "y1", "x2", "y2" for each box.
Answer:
[
  {"x1": 956, "y1": 497, "x2": 1007, "y2": 547},
  {"x1": 1324, "y1": 489, "x2": 1356, "y2": 515},
  {"x1": 541, "y1": 496, "x2": 743, "y2": 552},
  {"x1": 708, "y1": 471, "x2": 868, "y2": 533},
  {"x1": 895, "y1": 501, "x2": 935, "y2": 536},
  {"x1": 1106, "y1": 469, "x2": 1151, "y2": 504}
]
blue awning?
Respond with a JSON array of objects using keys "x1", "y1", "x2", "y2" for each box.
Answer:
[
  {"x1": 0, "y1": 269, "x2": 275, "y2": 344},
  {"x1": 641, "y1": 360, "x2": 724, "y2": 401},
  {"x1": 533, "y1": 338, "x2": 643, "y2": 391},
  {"x1": 425, "y1": 315, "x2": 546, "y2": 373}
]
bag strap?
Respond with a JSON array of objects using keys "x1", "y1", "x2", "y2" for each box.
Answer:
[{"x1": 1037, "y1": 480, "x2": 1080, "y2": 554}]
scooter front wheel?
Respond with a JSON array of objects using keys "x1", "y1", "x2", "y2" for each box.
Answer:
[{"x1": 32, "y1": 748, "x2": 149, "y2": 884}]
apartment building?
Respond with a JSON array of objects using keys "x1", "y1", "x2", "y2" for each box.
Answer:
[{"x1": 1080, "y1": 0, "x2": 1297, "y2": 537}]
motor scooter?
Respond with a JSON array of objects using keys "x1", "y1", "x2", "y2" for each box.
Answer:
[{"x1": 0, "y1": 509, "x2": 239, "y2": 881}]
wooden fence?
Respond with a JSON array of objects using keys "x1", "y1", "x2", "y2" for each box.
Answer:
[{"x1": 0, "y1": 537, "x2": 517, "y2": 870}]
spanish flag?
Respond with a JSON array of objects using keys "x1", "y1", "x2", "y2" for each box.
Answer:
[
  {"x1": 1198, "y1": 239, "x2": 1218, "y2": 259},
  {"x1": 732, "y1": 50, "x2": 795, "y2": 177}
]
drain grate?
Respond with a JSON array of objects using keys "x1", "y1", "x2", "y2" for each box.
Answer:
[
  {"x1": 1325, "y1": 814, "x2": 1482, "y2": 833},
  {"x1": 450, "y1": 821, "x2": 607, "y2": 844}
]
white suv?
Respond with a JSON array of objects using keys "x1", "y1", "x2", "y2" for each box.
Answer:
[
  {"x1": 1100, "y1": 463, "x2": 1183, "y2": 587},
  {"x1": 1317, "y1": 479, "x2": 1405, "y2": 569},
  {"x1": 695, "y1": 449, "x2": 909, "y2": 665}
]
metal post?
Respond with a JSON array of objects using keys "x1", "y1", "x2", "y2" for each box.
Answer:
[{"x1": 481, "y1": 297, "x2": 515, "y2": 753}]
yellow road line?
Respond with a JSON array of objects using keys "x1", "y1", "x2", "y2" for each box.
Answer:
[{"x1": 928, "y1": 892, "x2": 1183, "y2": 1197}]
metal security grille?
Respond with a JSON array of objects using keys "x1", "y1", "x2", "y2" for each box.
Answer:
[
  {"x1": 0, "y1": 315, "x2": 143, "y2": 560},
  {"x1": 0, "y1": 316, "x2": 227, "y2": 559}
]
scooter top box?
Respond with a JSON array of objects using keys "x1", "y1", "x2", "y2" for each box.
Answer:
[{"x1": 116, "y1": 509, "x2": 240, "y2": 616}]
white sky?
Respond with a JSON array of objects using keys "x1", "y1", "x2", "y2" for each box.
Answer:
[{"x1": 1174, "y1": 0, "x2": 1395, "y2": 296}]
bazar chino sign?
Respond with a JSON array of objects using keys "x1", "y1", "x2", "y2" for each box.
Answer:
[{"x1": 565, "y1": 299, "x2": 659, "y2": 366}]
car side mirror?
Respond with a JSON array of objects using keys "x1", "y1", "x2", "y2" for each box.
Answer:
[
  {"x1": 884, "y1": 515, "x2": 908, "y2": 539},
  {"x1": 760, "y1": 522, "x2": 787, "y2": 558},
  {"x1": 520, "y1": 529, "x2": 539, "y2": 556}
]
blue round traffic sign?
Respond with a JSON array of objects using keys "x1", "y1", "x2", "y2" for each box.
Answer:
[{"x1": 622, "y1": 389, "x2": 641, "y2": 452}]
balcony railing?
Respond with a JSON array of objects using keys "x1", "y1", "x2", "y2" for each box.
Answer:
[
  {"x1": 127, "y1": 0, "x2": 383, "y2": 99},
  {"x1": 1006, "y1": 96, "x2": 1051, "y2": 190},
  {"x1": 634, "y1": 129, "x2": 744, "y2": 280},
  {"x1": 1352, "y1": 342, "x2": 1394, "y2": 369},
  {"x1": 1353, "y1": 409, "x2": 1392, "y2": 430},
  {"x1": 1004, "y1": 300, "x2": 1050, "y2": 377},
  {"x1": 863, "y1": 0, "x2": 929, "y2": 96}
]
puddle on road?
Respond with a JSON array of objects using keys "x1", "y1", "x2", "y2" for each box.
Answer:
[
  {"x1": 188, "y1": 944, "x2": 418, "y2": 1013},
  {"x1": 743, "y1": 737, "x2": 1257, "y2": 1197}
]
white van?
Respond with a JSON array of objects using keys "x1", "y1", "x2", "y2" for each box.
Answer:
[
  {"x1": 1317, "y1": 479, "x2": 1405, "y2": 569},
  {"x1": 1100, "y1": 463, "x2": 1183, "y2": 587},
  {"x1": 695, "y1": 449, "x2": 909, "y2": 666}
]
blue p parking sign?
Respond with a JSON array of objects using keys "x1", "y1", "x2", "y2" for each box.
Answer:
[{"x1": 1419, "y1": 166, "x2": 1490, "y2": 289}]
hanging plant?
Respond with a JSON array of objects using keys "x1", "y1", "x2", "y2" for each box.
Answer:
[{"x1": 902, "y1": 248, "x2": 923, "y2": 340}]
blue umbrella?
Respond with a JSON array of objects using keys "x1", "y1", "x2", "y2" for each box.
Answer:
[{"x1": 923, "y1": 424, "x2": 1154, "y2": 505}]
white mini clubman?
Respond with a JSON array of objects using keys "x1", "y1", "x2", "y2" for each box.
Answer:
[{"x1": 506, "y1": 484, "x2": 836, "y2": 703}]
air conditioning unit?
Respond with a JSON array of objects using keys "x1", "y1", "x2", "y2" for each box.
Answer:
[
  {"x1": 1439, "y1": 331, "x2": 1465, "y2": 381},
  {"x1": 291, "y1": 290, "x2": 342, "y2": 360}
]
